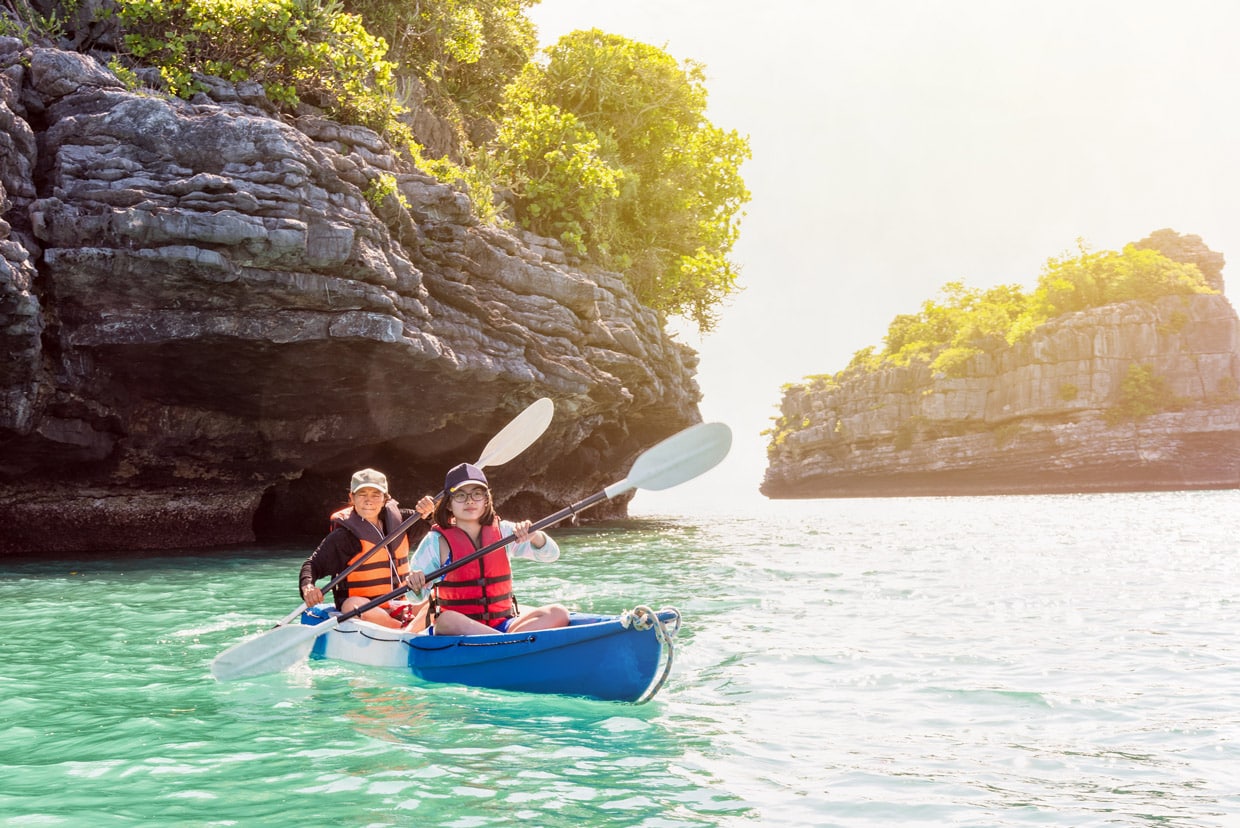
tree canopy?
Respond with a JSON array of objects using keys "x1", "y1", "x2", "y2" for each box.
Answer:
[
  {"x1": 1032, "y1": 239, "x2": 1215, "y2": 318},
  {"x1": 493, "y1": 29, "x2": 751, "y2": 330},
  {"x1": 337, "y1": 0, "x2": 539, "y2": 124},
  {"x1": 846, "y1": 233, "x2": 1219, "y2": 381},
  {"x1": 116, "y1": 0, "x2": 402, "y2": 132}
]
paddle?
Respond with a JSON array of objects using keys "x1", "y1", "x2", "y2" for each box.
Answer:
[
  {"x1": 211, "y1": 420, "x2": 731, "y2": 681},
  {"x1": 272, "y1": 397, "x2": 555, "y2": 627}
]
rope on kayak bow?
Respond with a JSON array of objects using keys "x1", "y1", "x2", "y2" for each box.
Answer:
[{"x1": 621, "y1": 605, "x2": 681, "y2": 704}]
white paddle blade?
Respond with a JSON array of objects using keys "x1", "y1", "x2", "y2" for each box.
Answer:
[
  {"x1": 475, "y1": 397, "x2": 554, "y2": 469},
  {"x1": 210, "y1": 620, "x2": 334, "y2": 681},
  {"x1": 620, "y1": 421, "x2": 732, "y2": 494}
]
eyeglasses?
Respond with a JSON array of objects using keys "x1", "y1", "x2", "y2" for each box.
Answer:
[{"x1": 450, "y1": 489, "x2": 488, "y2": 503}]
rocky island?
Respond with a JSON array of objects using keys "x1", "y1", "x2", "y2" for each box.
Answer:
[
  {"x1": 0, "y1": 43, "x2": 703, "y2": 554},
  {"x1": 763, "y1": 248, "x2": 1240, "y2": 498}
]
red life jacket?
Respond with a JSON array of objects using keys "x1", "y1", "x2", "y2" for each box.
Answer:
[
  {"x1": 432, "y1": 523, "x2": 515, "y2": 626},
  {"x1": 330, "y1": 501, "x2": 411, "y2": 609}
]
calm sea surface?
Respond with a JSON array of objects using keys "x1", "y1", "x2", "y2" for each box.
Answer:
[{"x1": 3, "y1": 490, "x2": 1239, "y2": 827}]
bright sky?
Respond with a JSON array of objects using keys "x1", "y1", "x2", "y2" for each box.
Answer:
[{"x1": 527, "y1": 0, "x2": 1240, "y2": 508}]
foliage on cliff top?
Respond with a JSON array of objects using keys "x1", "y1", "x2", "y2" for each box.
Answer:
[
  {"x1": 116, "y1": 0, "x2": 403, "y2": 131},
  {"x1": 59, "y1": 0, "x2": 747, "y2": 331},
  {"x1": 338, "y1": 0, "x2": 538, "y2": 128},
  {"x1": 816, "y1": 231, "x2": 1219, "y2": 388},
  {"x1": 494, "y1": 29, "x2": 751, "y2": 329}
]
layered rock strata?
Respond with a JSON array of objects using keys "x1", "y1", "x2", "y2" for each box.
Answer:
[
  {"x1": 763, "y1": 293, "x2": 1240, "y2": 497},
  {"x1": 0, "y1": 43, "x2": 701, "y2": 554}
]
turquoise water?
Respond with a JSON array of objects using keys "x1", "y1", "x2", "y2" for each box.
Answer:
[{"x1": 3, "y1": 490, "x2": 1239, "y2": 826}]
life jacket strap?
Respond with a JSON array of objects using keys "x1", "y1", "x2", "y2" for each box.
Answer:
[
  {"x1": 440, "y1": 574, "x2": 512, "y2": 589},
  {"x1": 437, "y1": 589, "x2": 514, "y2": 608}
]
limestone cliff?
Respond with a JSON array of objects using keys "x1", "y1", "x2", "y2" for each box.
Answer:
[
  {"x1": 0, "y1": 43, "x2": 701, "y2": 554},
  {"x1": 763, "y1": 293, "x2": 1240, "y2": 497}
]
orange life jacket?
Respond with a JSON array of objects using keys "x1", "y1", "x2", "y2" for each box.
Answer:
[
  {"x1": 432, "y1": 523, "x2": 515, "y2": 627},
  {"x1": 330, "y1": 501, "x2": 411, "y2": 608}
]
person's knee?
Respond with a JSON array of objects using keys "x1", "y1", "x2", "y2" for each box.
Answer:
[
  {"x1": 341, "y1": 597, "x2": 401, "y2": 628},
  {"x1": 527, "y1": 604, "x2": 570, "y2": 628}
]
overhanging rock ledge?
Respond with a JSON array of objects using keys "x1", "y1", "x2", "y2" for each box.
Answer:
[{"x1": 0, "y1": 42, "x2": 701, "y2": 554}]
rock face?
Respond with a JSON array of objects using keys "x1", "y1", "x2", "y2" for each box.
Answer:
[
  {"x1": 763, "y1": 293, "x2": 1240, "y2": 497},
  {"x1": 0, "y1": 43, "x2": 701, "y2": 555}
]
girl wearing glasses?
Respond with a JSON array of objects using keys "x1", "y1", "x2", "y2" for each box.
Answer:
[{"x1": 405, "y1": 462, "x2": 570, "y2": 636}]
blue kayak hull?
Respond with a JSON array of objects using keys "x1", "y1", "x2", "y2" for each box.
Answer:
[{"x1": 303, "y1": 607, "x2": 681, "y2": 703}]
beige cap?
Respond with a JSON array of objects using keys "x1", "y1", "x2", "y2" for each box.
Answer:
[{"x1": 349, "y1": 468, "x2": 389, "y2": 495}]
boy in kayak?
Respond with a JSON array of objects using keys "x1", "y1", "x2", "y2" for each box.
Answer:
[
  {"x1": 405, "y1": 462, "x2": 569, "y2": 635},
  {"x1": 299, "y1": 468, "x2": 435, "y2": 629}
]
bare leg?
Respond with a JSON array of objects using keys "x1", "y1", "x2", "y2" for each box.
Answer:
[
  {"x1": 341, "y1": 596, "x2": 403, "y2": 629},
  {"x1": 403, "y1": 600, "x2": 431, "y2": 634},
  {"x1": 432, "y1": 609, "x2": 500, "y2": 636},
  {"x1": 506, "y1": 604, "x2": 571, "y2": 633}
]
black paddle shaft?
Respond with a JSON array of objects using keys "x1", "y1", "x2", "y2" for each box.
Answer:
[{"x1": 334, "y1": 490, "x2": 611, "y2": 624}]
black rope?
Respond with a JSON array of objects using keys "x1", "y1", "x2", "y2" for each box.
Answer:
[
  {"x1": 402, "y1": 635, "x2": 536, "y2": 651},
  {"x1": 455, "y1": 635, "x2": 537, "y2": 647}
]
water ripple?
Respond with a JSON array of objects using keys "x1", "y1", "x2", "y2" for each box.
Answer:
[{"x1": 3, "y1": 492, "x2": 1240, "y2": 826}]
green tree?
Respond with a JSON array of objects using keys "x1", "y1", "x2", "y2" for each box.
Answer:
[
  {"x1": 799, "y1": 231, "x2": 1221, "y2": 391},
  {"x1": 490, "y1": 101, "x2": 624, "y2": 253},
  {"x1": 117, "y1": 0, "x2": 402, "y2": 133},
  {"x1": 871, "y1": 241, "x2": 1213, "y2": 380},
  {"x1": 339, "y1": 0, "x2": 538, "y2": 127},
  {"x1": 1112, "y1": 363, "x2": 1175, "y2": 420},
  {"x1": 495, "y1": 29, "x2": 751, "y2": 330},
  {"x1": 1029, "y1": 238, "x2": 1214, "y2": 319},
  {"x1": 881, "y1": 280, "x2": 1028, "y2": 372}
]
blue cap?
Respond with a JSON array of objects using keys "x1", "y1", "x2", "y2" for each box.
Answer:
[{"x1": 444, "y1": 462, "x2": 488, "y2": 493}]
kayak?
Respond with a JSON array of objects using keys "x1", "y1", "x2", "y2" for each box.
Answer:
[{"x1": 300, "y1": 604, "x2": 682, "y2": 703}]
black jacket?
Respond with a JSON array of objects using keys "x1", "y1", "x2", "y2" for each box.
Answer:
[{"x1": 298, "y1": 507, "x2": 430, "y2": 608}]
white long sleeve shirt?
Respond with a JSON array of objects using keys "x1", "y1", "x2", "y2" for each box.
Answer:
[{"x1": 406, "y1": 520, "x2": 559, "y2": 600}]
